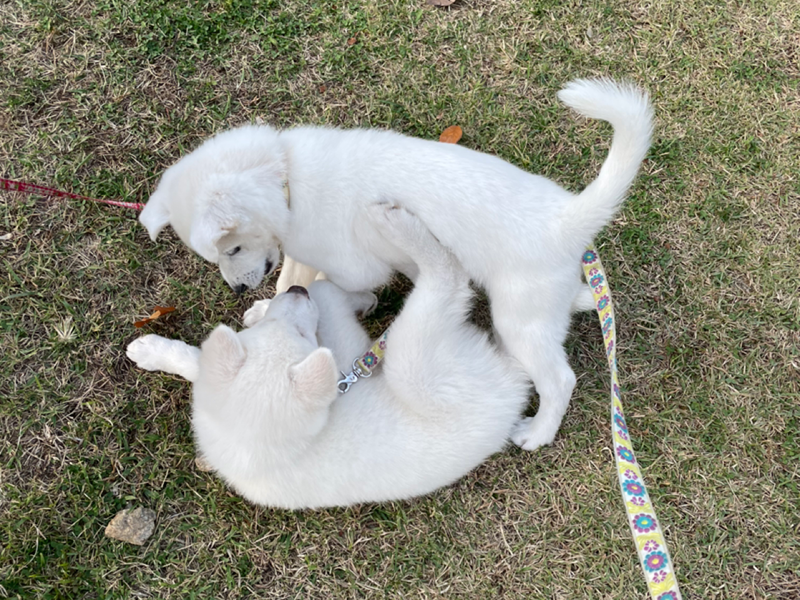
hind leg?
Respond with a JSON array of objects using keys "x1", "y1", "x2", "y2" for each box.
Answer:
[
  {"x1": 571, "y1": 284, "x2": 595, "y2": 312},
  {"x1": 490, "y1": 284, "x2": 577, "y2": 451}
]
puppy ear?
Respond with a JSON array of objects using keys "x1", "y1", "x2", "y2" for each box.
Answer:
[
  {"x1": 190, "y1": 207, "x2": 241, "y2": 262},
  {"x1": 289, "y1": 348, "x2": 339, "y2": 407},
  {"x1": 200, "y1": 325, "x2": 246, "y2": 381},
  {"x1": 139, "y1": 191, "x2": 171, "y2": 241}
]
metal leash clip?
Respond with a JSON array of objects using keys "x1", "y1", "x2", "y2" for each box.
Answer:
[
  {"x1": 336, "y1": 331, "x2": 387, "y2": 394},
  {"x1": 337, "y1": 359, "x2": 372, "y2": 394}
]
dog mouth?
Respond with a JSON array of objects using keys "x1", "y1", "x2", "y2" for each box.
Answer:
[{"x1": 230, "y1": 258, "x2": 276, "y2": 295}]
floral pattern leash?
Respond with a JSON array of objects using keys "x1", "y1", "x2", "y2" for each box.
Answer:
[{"x1": 582, "y1": 248, "x2": 682, "y2": 600}]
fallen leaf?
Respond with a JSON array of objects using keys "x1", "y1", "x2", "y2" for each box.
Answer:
[
  {"x1": 439, "y1": 125, "x2": 463, "y2": 144},
  {"x1": 105, "y1": 507, "x2": 156, "y2": 545},
  {"x1": 347, "y1": 36, "x2": 356, "y2": 46},
  {"x1": 427, "y1": 0, "x2": 456, "y2": 6},
  {"x1": 319, "y1": 84, "x2": 327, "y2": 93},
  {"x1": 134, "y1": 305, "x2": 176, "y2": 328}
]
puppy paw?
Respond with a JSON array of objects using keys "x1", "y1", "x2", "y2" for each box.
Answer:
[
  {"x1": 367, "y1": 203, "x2": 466, "y2": 283},
  {"x1": 367, "y1": 203, "x2": 424, "y2": 242},
  {"x1": 510, "y1": 416, "x2": 557, "y2": 452},
  {"x1": 367, "y1": 203, "x2": 447, "y2": 261},
  {"x1": 126, "y1": 335, "x2": 172, "y2": 372},
  {"x1": 243, "y1": 299, "x2": 272, "y2": 328},
  {"x1": 349, "y1": 291, "x2": 378, "y2": 316}
]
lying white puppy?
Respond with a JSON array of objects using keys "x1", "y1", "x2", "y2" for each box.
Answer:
[
  {"x1": 127, "y1": 207, "x2": 529, "y2": 509},
  {"x1": 139, "y1": 78, "x2": 653, "y2": 451}
]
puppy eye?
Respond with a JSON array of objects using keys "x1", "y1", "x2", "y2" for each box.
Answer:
[{"x1": 227, "y1": 246, "x2": 242, "y2": 256}]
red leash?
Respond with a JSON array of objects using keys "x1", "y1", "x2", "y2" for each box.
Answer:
[{"x1": 0, "y1": 177, "x2": 145, "y2": 211}]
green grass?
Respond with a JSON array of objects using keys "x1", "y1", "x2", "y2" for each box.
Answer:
[{"x1": 1, "y1": 0, "x2": 799, "y2": 598}]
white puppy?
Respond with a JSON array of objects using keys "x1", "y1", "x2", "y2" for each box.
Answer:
[
  {"x1": 127, "y1": 206, "x2": 530, "y2": 509},
  {"x1": 139, "y1": 78, "x2": 653, "y2": 450}
]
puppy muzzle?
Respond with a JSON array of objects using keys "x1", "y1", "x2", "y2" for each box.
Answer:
[{"x1": 287, "y1": 285, "x2": 309, "y2": 298}]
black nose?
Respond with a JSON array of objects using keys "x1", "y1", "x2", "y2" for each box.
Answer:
[
  {"x1": 287, "y1": 285, "x2": 309, "y2": 297},
  {"x1": 234, "y1": 283, "x2": 248, "y2": 295}
]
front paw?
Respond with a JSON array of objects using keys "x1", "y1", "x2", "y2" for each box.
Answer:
[
  {"x1": 243, "y1": 299, "x2": 272, "y2": 328},
  {"x1": 349, "y1": 291, "x2": 378, "y2": 317},
  {"x1": 366, "y1": 203, "x2": 448, "y2": 267},
  {"x1": 366, "y1": 204, "x2": 424, "y2": 244},
  {"x1": 127, "y1": 335, "x2": 172, "y2": 372}
]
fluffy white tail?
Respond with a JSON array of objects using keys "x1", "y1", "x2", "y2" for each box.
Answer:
[{"x1": 557, "y1": 78, "x2": 653, "y2": 244}]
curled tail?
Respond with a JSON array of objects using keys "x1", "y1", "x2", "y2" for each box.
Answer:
[{"x1": 557, "y1": 78, "x2": 653, "y2": 245}]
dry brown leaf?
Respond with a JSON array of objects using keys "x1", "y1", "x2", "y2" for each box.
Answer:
[
  {"x1": 439, "y1": 125, "x2": 463, "y2": 144},
  {"x1": 427, "y1": 0, "x2": 456, "y2": 6},
  {"x1": 347, "y1": 36, "x2": 356, "y2": 46},
  {"x1": 134, "y1": 305, "x2": 176, "y2": 328},
  {"x1": 318, "y1": 84, "x2": 327, "y2": 93}
]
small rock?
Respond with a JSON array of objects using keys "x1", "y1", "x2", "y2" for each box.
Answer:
[
  {"x1": 195, "y1": 455, "x2": 215, "y2": 472},
  {"x1": 104, "y1": 507, "x2": 156, "y2": 545}
]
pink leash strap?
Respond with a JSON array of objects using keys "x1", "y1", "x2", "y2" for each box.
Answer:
[{"x1": 0, "y1": 177, "x2": 145, "y2": 211}]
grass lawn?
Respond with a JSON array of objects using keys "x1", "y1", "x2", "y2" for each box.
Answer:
[{"x1": 1, "y1": 0, "x2": 798, "y2": 598}]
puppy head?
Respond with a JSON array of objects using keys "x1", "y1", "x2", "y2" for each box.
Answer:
[
  {"x1": 140, "y1": 124, "x2": 289, "y2": 293},
  {"x1": 192, "y1": 287, "x2": 339, "y2": 479},
  {"x1": 188, "y1": 173, "x2": 284, "y2": 293}
]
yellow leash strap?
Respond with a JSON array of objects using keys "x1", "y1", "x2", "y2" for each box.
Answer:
[{"x1": 582, "y1": 247, "x2": 682, "y2": 600}]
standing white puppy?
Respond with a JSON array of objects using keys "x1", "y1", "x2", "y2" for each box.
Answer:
[
  {"x1": 139, "y1": 78, "x2": 653, "y2": 450},
  {"x1": 128, "y1": 206, "x2": 530, "y2": 509}
]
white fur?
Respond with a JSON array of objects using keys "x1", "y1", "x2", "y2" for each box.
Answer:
[
  {"x1": 141, "y1": 78, "x2": 653, "y2": 450},
  {"x1": 128, "y1": 207, "x2": 530, "y2": 509}
]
